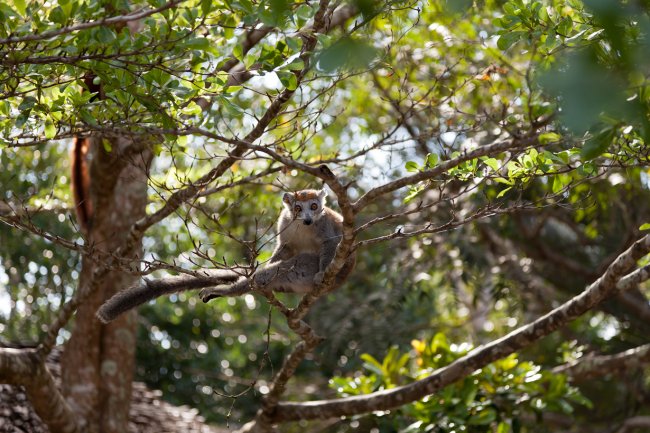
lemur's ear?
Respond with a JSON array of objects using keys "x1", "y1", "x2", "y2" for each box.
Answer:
[
  {"x1": 282, "y1": 193, "x2": 293, "y2": 207},
  {"x1": 318, "y1": 189, "x2": 327, "y2": 205}
]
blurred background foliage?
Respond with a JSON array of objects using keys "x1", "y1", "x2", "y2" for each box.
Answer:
[{"x1": 1, "y1": 0, "x2": 649, "y2": 431}]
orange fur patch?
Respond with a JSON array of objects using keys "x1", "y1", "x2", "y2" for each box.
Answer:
[{"x1": 294, "y1": 190, "x2": 319, "y2": 201}]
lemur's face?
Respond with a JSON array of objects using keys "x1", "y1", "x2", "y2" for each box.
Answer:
[{"x1": 283, "y1": 189, "x2": 327, "y2": 225}]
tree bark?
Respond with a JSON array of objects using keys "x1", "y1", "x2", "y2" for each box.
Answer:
[
  {"x1": 0, "y1": 348, "x2": 80, "y2": 433},
  {"x1": 61, "y1": 137, "x2": 151, "y2": 433}
]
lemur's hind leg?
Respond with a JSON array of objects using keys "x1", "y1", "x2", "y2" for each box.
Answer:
[
  {"x1": 200, "y1": 253, "x2": 320, "y2": 302},
  {"x1": 262, "y1": 253, "x2": 319, "y2": 293}
]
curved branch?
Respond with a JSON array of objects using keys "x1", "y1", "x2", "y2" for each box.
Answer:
[
  {"x1": 269, "y1": 235, "x2": 650, "y2": 422},
  {"x1": 552, "y1": 343, "x2": 650, "y2": 381},
  {"x1": 0, "y1": 348, "x2": 80, "y2": 433},
  {"x1": 352, "y1": 135, "x2": 540, "y2": 212}
]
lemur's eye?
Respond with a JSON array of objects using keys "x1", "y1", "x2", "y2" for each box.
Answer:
[
  {"x1": 310, "y1": 203, "x2": 318, "y2": 210},
  {"x1": 294, "y1": 205, "x2": 302, "y2": 213}
]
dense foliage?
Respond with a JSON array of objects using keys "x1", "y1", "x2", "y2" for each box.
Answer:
[
  {"x1": 331, "y1": 334, "x2": 591, "y2": 432},
  {"x1": 1, "y1": 0, "x2": 649, "y2": 431}
]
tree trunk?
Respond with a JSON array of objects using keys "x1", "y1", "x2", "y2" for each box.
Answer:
[{"x1": 61, "y1": 137, "x2": 151, "y2": 433}]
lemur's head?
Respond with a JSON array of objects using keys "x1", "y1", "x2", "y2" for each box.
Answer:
[{"x1": 283, "y1": 189, "x2": 327, "y2": 225}]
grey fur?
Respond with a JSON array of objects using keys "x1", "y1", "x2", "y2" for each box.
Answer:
[
  {"x1": 96, "y1": 190, "x2": 356, "y2": 321},
  {"x1": 96, "y1": 270, "x2": 240, "y2": 323},
  {"x1": 200, "y1": 189, "x2": 355, "y2": 302}
]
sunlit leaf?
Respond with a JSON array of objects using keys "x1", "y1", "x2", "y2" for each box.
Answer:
[
  {"x1": 44, "y1": 120, "x2": 56, "y2": 139},
  {"x1": 405, "y1": 161, "x2": 420, "y2": 172}
]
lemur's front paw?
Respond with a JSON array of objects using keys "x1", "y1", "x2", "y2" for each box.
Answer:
[
  {"x1": 313, "y1": 272, "x2": 325, "y2": 285},
  {"x1": 199, "y1": 287, "x2": 222, "y2": 303}
]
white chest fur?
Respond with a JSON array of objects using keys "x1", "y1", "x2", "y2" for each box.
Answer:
[{"x1": 283, "y1": 220, "x2": 321, "y2": 254}]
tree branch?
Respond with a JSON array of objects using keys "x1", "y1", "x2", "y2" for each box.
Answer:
[
  {"x1": 615, "y1": 416, "x2": 650, "y2": 433},
  {"x1": 0, "y1": 348, "x2": 80, "y2": 433},
  {"x1": 552, "y1": 343, "x2": 650, "y2": 381},
  {"x1": 352, "y1": 135, "x2": 540, "y2": 212},
  {"x1": 122, "y1": 4, "x2": 356, "y2": 249},
  {"x1": 0, "y1": 0, "x2": 187, "y2": 45},
  {"x1": 268, "y1": 235, "x2": 650, "y2": 422}
]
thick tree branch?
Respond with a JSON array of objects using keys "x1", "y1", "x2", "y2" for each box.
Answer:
[
  {"x1": 615, "y1": 416, "x2": 650, "y2": 433},
  {"x1": 268, "y1": 235, "x2": 650, "y2": 422},
  {"x1": 0, "y1": 348, "x2": 80, "y2": 433},
  {"x1": 552, "y1": 343, "x2": 650, "y2": 381},
  {"x1": 237, "y1": 3, "x2": 362, "y2": 431}
]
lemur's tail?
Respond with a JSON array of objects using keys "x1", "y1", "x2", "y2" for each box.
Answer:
[
  {"x1": 71, "y1": 74, "x2": 101, "y2": 234},
  {"x1": 96, "y1": 270, "x2": 240, "y2": 323}
]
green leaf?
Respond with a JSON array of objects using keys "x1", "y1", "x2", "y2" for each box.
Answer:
[
  {"x1": 15, "y1": 111, "x2": 30, "y2": 128},
  {"x1": 502, "y1": 2, "x2": 516, "y2": 14},
  {"x1": 285, "y1": 57, "x2": 305, "y2": 71},
  {"x1": 468, "y1": 407, "x2": 497, "y2": 425},
  {"x1": 639, "y1": 223, "x2": 650, "y2": 231},
  {"x1": 183, "y1": 37, "x2": 210, "y2": 51},
  {"x1": 14, "y1": 0, "x2": 26, "y2": 16},
  {"x1": 44, "y1": 120, "x2": 56, "y2": 139},
  {"x1": 497, "y1": 422, "x2": 511, "y2": 433},
  {"x1": 200, "y1": 0, "x2": 212, "y2": 16},
  {"x1": 95, "y1": 26, "x2": 116, "y2": 43},
  {"x1": 224, "y1": 85, "x2": 242, "y2": 93},
  {"x1": 276, "y1": 71, "x2": 297, "y2": 90},
  {"x1": 581, "y1": 127, "x2": 615, "y2": 160},
  {"x1": 404, "y1": 185, "x2": 424, "y2": 203},
  {"x1": 484, "y1": 157, "x2": 499, "y2": 172},
  {"x1": 498, "y1": 354, "x2": 518, "y2": 370},
  {"x1": 566, "y1": 391, "x2": 593, "y2": 409},
  {"x1": 425, "y1": 153, "x2": 438, "y2": 168},
  {"x1": 405, "y1": 161, "x2": 419, "y2": 172},
  {"x1": 446, "y1": 0, "x2": 473, "y2": 14},
  {"x1": 269, "y1": 0, "x2": 291, "y2": 25},
  {"x1": 462, "y1": 382, "x2": 479, "y2": 405},
  {"x1": 557, "y1": 399, "x2": 574, "y2": 414},
  {"x1": 497, "y1": 186, "x2": 512, "y2": 198},
  {"x1": 538, "y1": 132, "x2": 561, "y2": 144},
  {"x1": 497, "y1": 31, "x2": 526, "y2": 50},
  {"x1": 317, "y1": 37, "x2": 379, "y2": 72},
  {"x1": 18, "y1": 96, "x2": 37, "y2": 111},
  {"x1": 233, "y1": 44, "x2": 244, "y2": 61},
  {"x1": 494, "y1": 177, "x2": 513, "y2": 185},
  {"x1": 557, "y1": 16, "x2": 573, "y2": 36},
  {"x1": 360, "y1": 353, "x2": 384, "y2": 377},
  {"x1": 79, "y1": 109, "x2": 97, "y2": 126},
  {"x1": 552, "y1": 175, "x2": 566, "y2": 193},
  {"x1": 49, "y1": 6, "x2": 66, "y2": 25}
]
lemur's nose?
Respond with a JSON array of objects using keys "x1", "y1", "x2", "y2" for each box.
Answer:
[{"x1": 303, "y1": 218, "x2": 312, "y2": 225}]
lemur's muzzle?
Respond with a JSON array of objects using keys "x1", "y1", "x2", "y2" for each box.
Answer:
[{"x1": 303, "y1": 218, "x2": 312, "y2": 225}]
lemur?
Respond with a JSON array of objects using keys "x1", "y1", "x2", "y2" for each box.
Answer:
[{"x1": 96, "y1": 189, "x2": 356, "y2": 323}]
